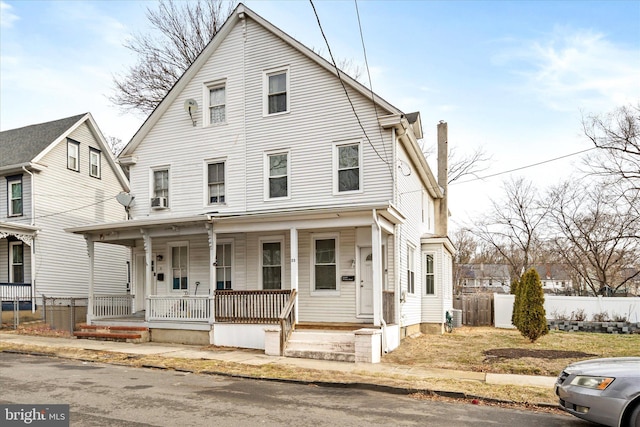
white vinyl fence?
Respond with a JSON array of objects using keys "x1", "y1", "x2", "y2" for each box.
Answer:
[{"x1": 494, "y1": 294, "x2": 640, "y2": 329}]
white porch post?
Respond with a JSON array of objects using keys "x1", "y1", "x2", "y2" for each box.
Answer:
[
  {"x1": 206, "y1": 223, "x2": 217, "y2": 324},
  {"x1": 141, "y1": 230, "x2": 152, "y2": 322},
  {"x1": 290, "y1": 227, "x2": 299, "y2": 320},
  {"x1": 85, "y1": 236, "x2": 95, "y2": 323},
  {"x1": 372, "y1": 213, "x2": 382, "y2": 327}
]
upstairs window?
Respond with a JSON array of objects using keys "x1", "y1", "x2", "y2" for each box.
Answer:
[
  {"x1": 67, "y1": 140, "x2": 80, "y2": 171},
  {"x1": 266, "y1": 152, "x2": 289, "y2": 199},
  {"x1": 208, "y1": 84, "x2": 226, "y2": 125},
  {"x1": 89, "y1": 148, "x2": 101, "y2": 178},
  {"x1": 8, "y1": 178, "x2": 22, "y2": 216},
  {"x1": 425, "y1": 253, "x2": 435, "y2": 295},
  {"x1": 207, "y1": 161, "x2": 225, "y2": 204},
  {"x1": 264, "y1": 68, "x2": 289, "y2": 115},
  {"x1": 152, "y1": 168, "x2": 169, "y2": 208},
  {"x1": 335, "y1": 142, "x2": 361, "y2": 193}
]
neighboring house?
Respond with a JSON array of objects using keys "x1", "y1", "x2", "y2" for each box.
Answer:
[
  {"x1": 457, "y1": 264, "x2": 510, "y2": 294},
  {"x1": 0, "y1": 114, "x2": 130, "y2": 308},
  {"x1": 68, "y1": 4, "x2": 454, "y2": 362},
  {"x1": 532, "y1": 264, "x2": 574, "y2": 294}
]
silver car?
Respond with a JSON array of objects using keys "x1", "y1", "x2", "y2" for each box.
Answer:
[{"x1": 555, "y1": 357, "x2": 640, "y2": 427}]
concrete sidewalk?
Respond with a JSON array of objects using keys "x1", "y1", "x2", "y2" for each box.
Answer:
[{"x1": 0, "y1": 332, "x2": 556, "y2": 389}]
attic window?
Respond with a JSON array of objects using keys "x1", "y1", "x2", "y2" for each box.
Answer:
[
  {"x1": 89, "y1": 148, "x2": 101, "y2": 178},
  {"x1": 67, "y1": 139, "x2": 80, "y2": 171},
  {"x1": 264, "y1": 67, "x2": 289, "y2": 115}
]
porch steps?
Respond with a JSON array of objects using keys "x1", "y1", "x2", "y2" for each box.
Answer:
[
  {"x1": 74, "y1": 324, "x2": 150, "y2": 343},
  {"x1": 284, "y1": 330, "x2": 356, "y2": 363}
]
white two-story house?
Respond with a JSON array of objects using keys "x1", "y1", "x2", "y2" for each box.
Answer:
[
  {"x1": 68, "y1": 4, "x2": 454, "y2": 362},
  {"x1": 0, "y1": 113, "x2": 130, "y2": 309}
]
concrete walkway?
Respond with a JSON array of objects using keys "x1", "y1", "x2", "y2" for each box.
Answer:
[{"x1": 0, "y1": 333, "x2": 557, "y2": 390}]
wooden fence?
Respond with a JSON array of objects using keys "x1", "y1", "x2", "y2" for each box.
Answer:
[{"x1": 453, "y1": 294, "x2": 494, "y2": 326}]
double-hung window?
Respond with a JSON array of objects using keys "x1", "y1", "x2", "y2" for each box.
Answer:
[
  {"x1": 313, "y1": 236, "x2": 337, "y2": 291},
  {"x1": 171, "y1": 244, "x2": 188, "y2": 291},
  {"x1": 208, "y1": 83, "x2": 226, "y2": 125},
  {"x1": 67, "y1": 139, "x2": 80, "y2": 171},
  {"x1": 407, "y1": 245, "x2": 415, "y2": 294},
  {"x1": 266, "y1": 152, "x2": 289, "y2": 199},
  {"x1": 261, "y1": 240, "x2": 282, "y2": 290},
  {"x1": 207, "y1": 161, "x2": 225, "y2": 204},
  {"x1": 9, "y1": 241, "x2": 24, "y2": 283},
  {"x1": 425, "y1": 253, "x2": 435, "y2": 295},
  {"x1": 216, "y1": 242, "x2": 232, "y2": 290},
  {"x1": 152, "y1": 168, "x2": 169, "y2": 208},
  {"x1": 335, "y1": 142, "x2": 361, "y2": 193},
  {"x1": 264, "y1": 68, "x2": 289, "y2": 115},
  {"x1": 89, "y1": 148, "x2": 101, "y2": 178},
  {"x1": 8, "y1": 178, "x2": 22, "y2": 216}
]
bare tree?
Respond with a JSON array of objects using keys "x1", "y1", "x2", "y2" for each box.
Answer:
[
  {"x1": 471, "y1": 177, "x2": 548, "y2": 281},
  {"x1": 105, "y1": 136, "x2": 126, "y2": 157},
  {"x1": 422, "y1": 145, "x2": 493, "y2": 184},
  {"x1": 111, "y1": 0, "x2": 237, "y2": 114},
  {"x1": 451, "y1": 227, "x2": 478, "y2": 294},
  {"x1": 546, "y1": 180, "x2": 640, "y2": 296},
  {"x1": 582, "y1": 103, "x2": 640, "y2": 190}
]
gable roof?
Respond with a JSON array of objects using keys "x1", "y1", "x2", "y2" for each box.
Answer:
[
  {"x1": 0, "y1": 114, "x2": 86, "y2": 168},
  {"x1": 120, "y1": 3, "x2": 404, "y2": 157}
]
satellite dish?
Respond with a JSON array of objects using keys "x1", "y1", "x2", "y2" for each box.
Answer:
[
  {"x1": 184, "y1": 99, "x2": 198, "y2": 114},
  {"x1": 116, "y1": 192, "x2": 135, "y2": 208},
  {"x1": 184, "y1": 99, "x2": 198, "y2": 126}
]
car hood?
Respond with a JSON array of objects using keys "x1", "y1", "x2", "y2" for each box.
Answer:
[{"x1": 564, "y1": 357, "x2": 640, "y2": 377}]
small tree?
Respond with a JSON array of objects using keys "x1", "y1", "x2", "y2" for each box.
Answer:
[
  {"x1": 510, "y1": 277, "x2": 522, "y2": 329},
  {"x1": 514, "y1": 268, "x2": 548, "y2": 343}
]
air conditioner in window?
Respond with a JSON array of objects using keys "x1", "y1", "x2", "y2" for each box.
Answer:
[{"x1": 150, "y1": 196, "x2": 168, "y2": 209}]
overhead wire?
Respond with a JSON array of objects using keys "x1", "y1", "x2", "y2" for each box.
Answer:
[{"x1": 308, "y1": 0, "x2": 393, "y2": 178}]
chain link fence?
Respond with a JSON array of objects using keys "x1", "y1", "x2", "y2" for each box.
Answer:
[{"x1": 42, "y1": 296, "x2": 88, "y2": 334}]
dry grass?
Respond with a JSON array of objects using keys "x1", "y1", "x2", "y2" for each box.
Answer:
[{"x1": 383, "y1": 326, "x2": 640, "y2": 376}]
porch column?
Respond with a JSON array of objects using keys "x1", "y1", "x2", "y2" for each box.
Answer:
[
  {"x1": 290, "y1": 227, "x2": 299, "y2": 320},
  {"x1": 372, "y1": 213, "x2": 382, "y2": 327},
  {"x1": 206, "y1": 223, "x2": 217, "y2": 324},
  {"x1": 85, "y1": 236, "x2": 95, "y2": 323},
  {"x1": 141, "y1": 230, "x2": 152, "y2": 322}
]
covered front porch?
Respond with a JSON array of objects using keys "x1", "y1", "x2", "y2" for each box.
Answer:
[
  {"x1": 68, "y1": 204, "x2": 403, "y2": 356},
  {"x1": 0, "y1": 221, "x2": 38, "y2": 311}
]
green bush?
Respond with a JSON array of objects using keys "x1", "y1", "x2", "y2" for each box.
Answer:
[
  {"x1": 514, "y1": 268, "x2": 548, "y2": 343},
  {"x1": 511, "y1": 278, "x2": 522, "y2": 328}
]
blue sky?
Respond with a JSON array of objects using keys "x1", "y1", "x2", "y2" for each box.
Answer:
[{"x1": 1, "y1": 0, "x2": 639, "y2": 224}]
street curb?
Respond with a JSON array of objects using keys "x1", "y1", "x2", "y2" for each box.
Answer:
[{"x1": 1, "y1": 348, "x2": 560, "y2": 410}]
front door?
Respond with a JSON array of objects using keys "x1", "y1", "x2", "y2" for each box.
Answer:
[
  {"x1": 358, "y1": 247, "x2": 374, "y2": 316},
  {"x1": 134, "y1": 253, "x2": 155, "y2": 313}
]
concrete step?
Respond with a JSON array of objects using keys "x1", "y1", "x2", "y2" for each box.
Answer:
[
  {"x1": 284, "y1": 330, "x2": 355, "y2": 362},
  {"x1": 284, "y1": 349, "x2": 356, "y2": 363}
]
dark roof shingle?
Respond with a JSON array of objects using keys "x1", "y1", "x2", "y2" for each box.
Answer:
[{"x1": 0, "y1": 114, "x2": 86, "y2": 168}]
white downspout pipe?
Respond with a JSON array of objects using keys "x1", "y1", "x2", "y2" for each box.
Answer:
[
  {"x1": 373, "y1": 209, "x2": 389, "y2": 354},
  {"x1": 22, "y1": 166, "x2": 36, "y2": 313}
]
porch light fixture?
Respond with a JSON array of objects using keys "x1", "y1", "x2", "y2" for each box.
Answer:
[
  {"x1": 351, "y1": 259, "x2": 356, "y2": 268},
  {"x1": 156, "y1": 255, "x2": 163, "y2": 261}
]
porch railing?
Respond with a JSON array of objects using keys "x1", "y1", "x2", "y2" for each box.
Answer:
[
  {"x1": 93, "y1": 295, "x2": 133, "y2": 318},
  {"x1": 148, "y1": 295, "x2": 211, "y2": 322},
  {"x1": 383, "y1": 290, "x2": 395, "y2": 324},
  {"x1": 215, "y1": 289, "x2": 291, "y2": 323},
  {"x1": 278, "y1": 289, "x2": 297, "y2": 355},
  {"x1": 0, "y1": 283, "x2": 31, "y2": 302}
]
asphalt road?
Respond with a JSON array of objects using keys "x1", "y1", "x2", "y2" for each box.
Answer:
[{"x1": 0, "y1": 352, "x2": 589, "y2": 427}]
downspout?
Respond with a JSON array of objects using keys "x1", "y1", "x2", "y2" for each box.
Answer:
[
  {"x1": 22, "y1": 166, "x2": 36, "y2": 313},
  {"x1": 373, "y1": 209, "x2": 389, "y2": 354}
]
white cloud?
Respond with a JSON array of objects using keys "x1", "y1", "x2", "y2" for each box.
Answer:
[
  {"x1": 497, "y1": 27, "x2": 640, "y2": 111},
  {"x1": 0, "y1": 1, "x2": 19, "y2": 28}
]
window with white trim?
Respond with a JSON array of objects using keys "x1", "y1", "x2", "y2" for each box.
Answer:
[
  {"x1": 171, "y1": 244, "x2": 188, "y2": 291},
  {"x1": 207, "y1": 161, "x2": 225, "y2": 204},
  {"x1": 264, "y1": 68, "x2": 289, "y2": 115},
  {"x1": 152, "y1": 168, "x2": 169, "y2": 207},
  {"x1": 67, "y1": 139, "x2": 79, "y2": 171},
  {"x1": 313, "y1": 236, "x2": 338, "y2": 291},
  {"x1": 265, "y1": 152, "x2": 289, "y2": 199},
  {"x1": 9, "y1": 241, "x2": 24, "y2": 283},
  {"x1": 89, "y1": 148, "x2": 101, "y2": 178},
  {"x1": 407, "y1": 245, "x2": 415, "y2": 294},
  {"x1": 207, "y1": 83, "x2": 226, "y2": 125},
  {"x1": 425, "y1": 253, "x2": 435, "y2": 295},
  {"x1": 216, "y1": 242, "x2": 232, "y2": 290},
  {"x1": 334, "y1": 142, "x2": 361, "y2": 193},
  {"x1": 8, "y1": 178, "x2": 22, "y2": 216},
  {"x1": 261, "y1": 240, "x2": 282, "y2": 289}
]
